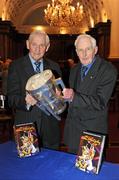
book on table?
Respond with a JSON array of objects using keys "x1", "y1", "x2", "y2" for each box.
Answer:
[
  {"x1": 75, "y1": 131, "x2": 106, "y2": 174},
  {"x1": 14, "y1": 122, "x2": 40, "y2": 158}
]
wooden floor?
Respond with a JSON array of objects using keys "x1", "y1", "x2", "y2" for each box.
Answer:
[{"x1": 0, "y1": 106, "x2": 119, "y2": 163}]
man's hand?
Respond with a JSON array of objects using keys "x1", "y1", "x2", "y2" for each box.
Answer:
[
  {"x1": 25, "y1": 93, "x2": 37, "y2": 106},
  {"x1": 62, "y1": 88, "x2": 74, "y2": 102},
  {"x1": 55, "y1": 87, "x2": 62, "y2": 96}
]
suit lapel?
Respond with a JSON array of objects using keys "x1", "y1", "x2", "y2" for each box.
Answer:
[
  {"x1": 43, "y1": 59, "x2": 50, "y2": 70},
  {"x1": 23, "y1": 55, "x2": 35, "y2": 78},
  {"x1": 77, "y1": 56, "x2": 103, "y2": 90},
  {"x1": 69, "y1": 63, "x2": 81, "y2": 89},
  {"x1": 85, "y1": 56, "x2": 102, "y2": 82},
  {"x1": 23, "y1": 57, "x2": 50, "y2": 78}
]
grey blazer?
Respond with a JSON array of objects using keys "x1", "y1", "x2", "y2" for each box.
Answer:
[{"x1": 64, "y1": 55, "x2": 117, "y2": 152}]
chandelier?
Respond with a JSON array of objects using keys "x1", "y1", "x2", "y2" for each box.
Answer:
[{"x1": 44, "y1": 0, "x2": 84, "y2": 27}]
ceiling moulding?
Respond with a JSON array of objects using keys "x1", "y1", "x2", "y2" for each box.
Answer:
[{"x1": 17, "y1": 25, "x2": 89, "y2": 35}]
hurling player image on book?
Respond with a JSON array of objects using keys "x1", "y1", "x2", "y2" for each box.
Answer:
[
  {"x1": 14, "y1": 122, "x2": 40, "y2": 158},
  {"x1": 75, "y1": 131, "x2": 106, "y2": 174}
]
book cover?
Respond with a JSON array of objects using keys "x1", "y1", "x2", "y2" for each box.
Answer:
[
  {"x1": 14, "y1": 122, "x2": 40, "y2": 158},
  {"x1": 75, "y1": 131, "x2": 106, "y2": 174}
]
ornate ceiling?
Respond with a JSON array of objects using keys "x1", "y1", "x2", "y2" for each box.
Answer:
[{"x1": 1, "y1": 0, "x2": 108, "y2": 34}]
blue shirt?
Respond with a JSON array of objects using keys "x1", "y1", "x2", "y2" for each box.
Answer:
[
  {"x1": 81, "y1": 57, "x2": 96, "y2": 76},
  {"x1": 28, "y1": 54, "x2": 43, "y2": 72}
]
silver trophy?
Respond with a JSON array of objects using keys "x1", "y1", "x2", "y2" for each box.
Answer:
[{"x1": 26, "y1": 69, "x2": 66, "y2": 120}]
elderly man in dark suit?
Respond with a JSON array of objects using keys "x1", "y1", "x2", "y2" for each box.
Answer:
[
  {"x1": 7, "y1": 30, "x2": 61, "y2": 150},
  {"x1": 63, "y1": 34, "x2": 117, "y2": 154}
]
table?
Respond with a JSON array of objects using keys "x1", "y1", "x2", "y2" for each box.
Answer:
[{"x1": 0, "y1": 141, "x2": 119, "y2": 180}]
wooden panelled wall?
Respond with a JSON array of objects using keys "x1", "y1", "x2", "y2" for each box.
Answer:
[{"x1": 0, "y1": 18, "x2": 111, "y2": 63}]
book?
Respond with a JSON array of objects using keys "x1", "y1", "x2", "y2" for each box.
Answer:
[
  {"x1": 14, "y1": 122, "x2": 40, "y2": 158},
  {"x1": 75, "y1": 131, "x2": 106, "y2": 174}
]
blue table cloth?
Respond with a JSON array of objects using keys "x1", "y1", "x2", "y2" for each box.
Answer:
[{"x1": 0, "y1": 141, "x2": 119, "y2": 180}]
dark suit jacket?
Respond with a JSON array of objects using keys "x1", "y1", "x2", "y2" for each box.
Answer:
[
  {"x1": 64, "y1": 55, "x2": 117, "y2": 153},
  {"x1": 7, "y1": 54, "x2": 62, "y2": 148}
]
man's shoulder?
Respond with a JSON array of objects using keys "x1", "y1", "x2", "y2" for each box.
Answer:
[
  {"x1": 101, "y1": 57, "x2": 117, "y2": 70},
  {"x1": 11, "y1": 55, "x2": 29, "y2": 67},
  {"x1": 44, "y1": 58, "x2": 61, "y2": 77},
  {"x1": 70, "y1": 62, "x2": 80, "y2": 71},
  {"x1": 12, "y1": 55, "x2": 28, "y2": 65},
  {"x1": 97, "y1": 56, "x2": 118, "y2": 75},
  {"x1": 44, "y1": 58, "x2": 60, "y2": 70},
  {"x1": 45, "y1": 58, "x2": 59, "y2": 66}
]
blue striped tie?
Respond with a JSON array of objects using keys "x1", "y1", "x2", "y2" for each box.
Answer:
[
  {"x1": 81, "y1": 66, "x2": 88, "y2": 80},
  {"x1": 34, "y1": 61, "x2": 41, "y2": 73}
]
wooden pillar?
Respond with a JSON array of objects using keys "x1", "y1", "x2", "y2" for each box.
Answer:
[
  {"x1": 87, "y1": 20, "x2": 111, "y2": 59},
  {"x1": 0, "y1": 18, "x2": 24, "y2": 61}
]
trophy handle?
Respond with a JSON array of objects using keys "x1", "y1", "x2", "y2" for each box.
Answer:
[
  {"x1": 54, "y1": 77, "x2": 65, "y2": 91},
  {"x1": 54, "y1": 78, "x2": 71, "y2": 103}
]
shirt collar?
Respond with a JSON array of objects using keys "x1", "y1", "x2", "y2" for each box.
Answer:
[
  {"x1": 28, "y1": 53, "x2": 43, "y2": 71},
  {"x1": 82, "y1": 57, "x2": 96, "y2": 69},
  {"x1": 28, "y1": 53, "x2": 43, "y2": 64}
]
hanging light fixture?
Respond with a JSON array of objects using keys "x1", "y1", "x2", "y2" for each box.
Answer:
[{"x1": 44, "y1": 0, "x2": 83, "y2": 27}]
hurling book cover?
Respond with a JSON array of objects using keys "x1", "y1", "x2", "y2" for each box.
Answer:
[
  {"x1": 75, "y1": 131, "x2": 106, "y2": 174},
  {"x1": 14, "y1": 122, "x2": 40, "y2": 158}
]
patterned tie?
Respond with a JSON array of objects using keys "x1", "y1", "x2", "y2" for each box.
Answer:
[
  {"x1": 34, "y1": 61, "x2": 41, "y2": 73},
  {"x1": 81, "y1": 66, "x2": 88, "y2": 80}
]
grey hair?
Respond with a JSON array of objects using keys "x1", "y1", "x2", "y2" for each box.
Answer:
[
  {"x1": 74, "y1": 34, "x2": 97, "y2": 49},
  {"x1": 28, "y1": 30, "x2": 50, "y2": 46}
]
